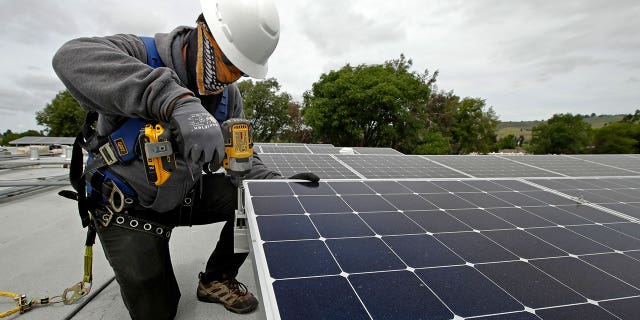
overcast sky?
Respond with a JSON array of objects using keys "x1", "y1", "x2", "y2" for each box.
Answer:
[{"x1": 1, "y1": 0, "x2": 639, "y2": 132}]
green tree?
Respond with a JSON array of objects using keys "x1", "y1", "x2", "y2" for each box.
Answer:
[
  {"x1": 281, "y1": 102, "x2": 312, "y2": 143},
  {"x1": 1, "y1": 129, "x2": 44, "y2": 145},
  {"x1": 303, "y1": 55, "x2": 432, "y2": 149},
  {"x1": 592, "y1": 122, "x2": 640, "y2": 154},
  {"x1": 497, "y1": 134, "x2": 518, "y2": 150},
  {"x1": 237, "y1": 78, "x2": 292, "y2": 142},
  {"x1": 528, "y1": 113, "x2": 592, "y2": 154},
  {"x1": 450, "y1": 98, "x2": 499, "y2": 154},
  {"x1": 413, "y1": 132, "x2": 451, "y2": 154},
  {"x1": 35, "y1": 90, "x2": 86, "y2": 136}
]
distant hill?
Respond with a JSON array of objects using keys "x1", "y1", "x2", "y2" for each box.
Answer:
[{"x1": 496, "y1": 114, "x2": 626, "y2": 140}]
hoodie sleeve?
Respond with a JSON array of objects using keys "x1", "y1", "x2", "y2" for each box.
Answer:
[{"x1": 52, "y1": 34, "x2": 192, "y2": 121}]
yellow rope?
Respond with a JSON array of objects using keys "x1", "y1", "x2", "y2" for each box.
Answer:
[{"x1": 0, "y1": 291, "x2": 21, "y2": 318}]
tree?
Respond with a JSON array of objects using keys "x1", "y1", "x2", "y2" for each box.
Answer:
[
  {"x1": 592, "y1": 122, "x2": 639, "y2": 154},
  {"x1": 528, "y1": 113, "x2": 592, "y2": 154},
  {"x1": 450, "y1": 98, "x2": 499, "y2": 154},
  {"x1": 237, "y1": 78, "x2": 292, "y2": 142},
  {"x1": 497, "y1": 134, "x2": 518, "y2": 150},
  {"x1": 303, "y1": 54, "x2": 432, "y2": 149},
  {"x1": 281, "y1": 102, "x2": 312, "y2": 143},
  {"x1": 35, "y1": 90, "x2": 86, "y2": 136}
]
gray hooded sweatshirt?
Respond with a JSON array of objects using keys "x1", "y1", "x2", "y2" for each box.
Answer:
[{"x1": 52, "y1": 26, "x2": 281, "y2": 212}]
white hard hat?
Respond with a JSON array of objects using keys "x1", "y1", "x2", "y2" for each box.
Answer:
[{"x1": 200, "y1": 0, "x2": 280, "y2": 79}]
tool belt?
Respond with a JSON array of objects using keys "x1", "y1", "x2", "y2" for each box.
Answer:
[{"x1": 93, "y1": 206, "x2": 172, "y2": 240}]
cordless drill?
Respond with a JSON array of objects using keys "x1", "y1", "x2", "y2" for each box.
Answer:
[{"x1": 219, "y1": 118, "x2": 254, "y2": 253}]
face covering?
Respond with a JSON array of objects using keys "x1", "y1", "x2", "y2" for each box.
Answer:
[{"x1": 186, "y1": 21, "x2": 244, "y2": 95}]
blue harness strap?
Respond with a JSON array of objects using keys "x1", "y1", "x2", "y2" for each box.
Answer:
[{"x1": 140, "y1": 36, "x2": 165, "y2": 68}]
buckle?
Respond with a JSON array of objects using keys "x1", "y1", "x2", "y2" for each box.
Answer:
[{"x1": 98, "y1": 143, "x2": 118, "y2": 165}]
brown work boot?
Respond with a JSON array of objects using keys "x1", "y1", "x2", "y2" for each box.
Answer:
[{"x1": 196, "y1": 273, "x2": 259, "y2": 314}]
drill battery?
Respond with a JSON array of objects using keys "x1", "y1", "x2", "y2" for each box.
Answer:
[
  {"x1": 221, "y1": 118, "x2": 253, "y2": 176},
  {"x1": 138, "y1": 123, "x2": 176, "y2": 186}
]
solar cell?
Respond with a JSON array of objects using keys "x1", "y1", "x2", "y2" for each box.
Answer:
[
  {"x1": 568, "y1": 154, "x2": 640, "y2": 174},
  {"x1": 245, "y1": 179, "x2": 640, "y2": 320},
  {"x1": 351, "y1": 147, "x2": 403, "y2": 155},
  {"x1": 260, "y1": 145, "x2": 311, "y2": 154}
]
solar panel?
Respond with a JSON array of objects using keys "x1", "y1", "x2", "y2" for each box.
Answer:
[
  {"x1": 423, "y1": 155, "x2": 563, "y2": 178},
  {"x1": 568, "y1": 154, "x2": 640, "y2": 174},
  {"x1": 245, "y1": 179, "x2": 640, "y2": 320},
  {"x1": 336, "y1": 155, "x2": 468, "y2": 178},
  {"x1": 498, "y1": 155, "x2": 637, "y2": 177},
  {"x1": 528, "y1": 177, "x2": 640, "y2": 220},
  {"x1": 306, "y1": 145, "x2": 344, "y2": 154},
  {"x1": 256, "y1": 154, "x2": 361, "y2": 179},
  {"x1": 351, "y1": 147, "x2": 404, "y2": 155}
]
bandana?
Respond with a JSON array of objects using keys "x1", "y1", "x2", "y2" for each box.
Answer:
[{"x1": 189, "y1": 22, "x2": 243, "y2": 95}]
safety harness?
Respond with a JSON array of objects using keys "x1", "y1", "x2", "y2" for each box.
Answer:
[{"x1": 1, "y1": 35, "x2": 229, "y2": 318}]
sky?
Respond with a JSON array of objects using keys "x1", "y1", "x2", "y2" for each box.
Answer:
[{"x1": 0, "y1": 0, "x2": 639, "y2": 132}]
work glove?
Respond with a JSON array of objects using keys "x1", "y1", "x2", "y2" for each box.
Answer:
[
  {"x1": 288, "y1": 172, "x2": 320, "y2": 183},
  {"x1": 169, "y1": 100, "x2": 224, "y2": 171}
]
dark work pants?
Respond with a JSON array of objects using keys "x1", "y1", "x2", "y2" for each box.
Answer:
[{"x1": 94, "y1": 174, "x2": 246, "y2": 320}]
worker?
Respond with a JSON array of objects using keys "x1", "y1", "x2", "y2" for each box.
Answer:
[{"x1": 51, "y1": 0, "x2": 318, "y2": 319}]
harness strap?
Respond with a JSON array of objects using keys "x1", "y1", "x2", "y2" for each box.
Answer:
[{"x1": 94, "y1": 207, "x2": 172, "y2": 239}]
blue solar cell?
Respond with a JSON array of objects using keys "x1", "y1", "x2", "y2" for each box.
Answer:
[
  {"x1": 358, "y1": 211, "x2": 424, "y2": 235},
  {"x1": 476, "y1": 261, "x2": 586, "y2": 308},
  {"x1": 535, "y1": 303, "x2": 619, "y2": 320},
  {"x1": 471, "y1": 312, "x2": 541, "y2": 320},
  {"x1": 522, "y1": 206, "x2": 592, "y2": 225},
  {"x1": 289, "y1": 181, "x2": 335, "y2": 195},
  {"x1": 398, "y1": 180, "x2": 448, "y2": 193},
  {"x1": 326, "y1": 237, "x2": 405, "y2": 273},
  {"x1": 298, "y1": 195, "x2": 353, "y2": 214},
  {"x1": 365, "y1": 181, "x2": 411, "y2": 194},
  {"x1": 416, "y1": 266, "x2": 523, "y2": 317},
  {"x1": 530, "y1": 257, "x2": 640, "y2": 300},
  {"x1": 381, "y1": 193, "x2": 439, "y2": 211},
  {"x1": 273, "y1": 276, "x2": 370, "y2": 320},
  {"x1": 490, "y1": 192, "x2": 548, "y2": 207},
  {"x1": 435, "y1": 232, "x2": 519, "y2": 263},
  {"x1": 422, "y1": 193, "x2": 477, "y2": 209},
  {"x1": 482, "y1": 229, "x2": 568, "y2": 259},
  {"x1": 527, "y1": 227, "x2": 614, "y2": 255},
  {"x1": 246, "y1": 182, "x2": 293, "y2": 196},
  {"x1": 349, "y1": 270, "x2": 453, "y2": 320},
  {"x1": 383, "y1": 234, "x2": 464, "y2": 268},
  {"x1": 251, "y1": 196, "x2": 304, "y2": 215},
  {"x1": 448, "y1": 209, "x2": 515, "y2": 230},
  {"x1": 605, "y1": 222, "x2": 640, "y2": 239},
  {"x1": 405, "y1": 210, "x2": 473, "y2": 233},
  {"x1": 340, "y1": 194, "x2": 397, "y2": 212},
  {"x1": 256, "y1": 215, "x2": 319, "y2": 241},
  {"x1": 310, "y1": 214, "x2": 374, "y2": 238},
  {"x1": 567, "y1": 224, "x2": 640, "y2": 251},
  {"x1": 486, "y1": 208, "x2": 556, "y2": 228},
  {"x1": 599, "y1": 297, "x2": 640, "y2": 320},
  {"x1": 263, "y1": 240, "x2": 340, "y2": 279},
  {"x1": 580, "y1": 253, "x2": 640, "y2": 288},
  {"x1": 328, "y1": 181, "x2": 376, "y2": 195},
  {"x1": 455, "y1": 192, "x2": 514, "y2": 209}
]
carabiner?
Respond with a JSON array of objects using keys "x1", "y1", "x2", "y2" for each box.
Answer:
[{"x1": 108, "y1": 181, "x2": 125, "y2": 213}]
